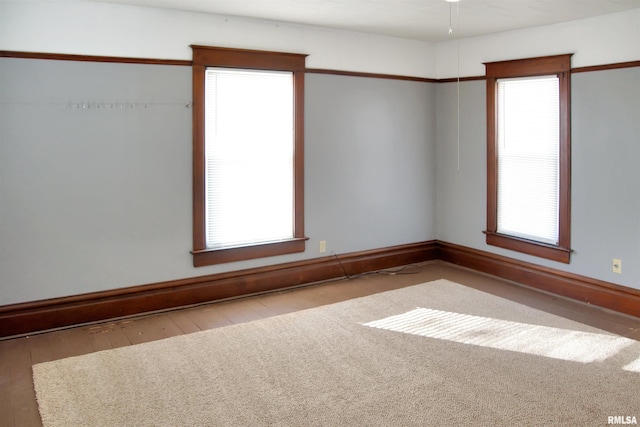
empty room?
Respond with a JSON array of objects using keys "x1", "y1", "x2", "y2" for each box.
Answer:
[{"x1": 1, "y1": 0, "x2": 639, "y2": 425}]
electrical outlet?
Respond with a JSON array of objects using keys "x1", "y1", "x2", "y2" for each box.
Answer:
[
  {"x1": 612, "y1": 258, "x2": 622, "y2": 274},
  {"x1": 319, "y1": 240, "x2": 327, "y2": 253}
]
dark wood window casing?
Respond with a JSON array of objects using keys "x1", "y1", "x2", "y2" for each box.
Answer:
[
  {"x1": 484, "y1": 54, "x2": 573, "y2": 264},
  {"x1": 191, "y1": 45, "x2": 308, "y2": 267}
]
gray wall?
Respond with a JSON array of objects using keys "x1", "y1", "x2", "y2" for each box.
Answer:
[
  {"x1": 0, "y1": 58, "x2": 437, "y2": 305},
  {"x1": 305, "y1": 73, "x2": 436, "y2": 254},
  {"x1": 2, "y1": 56, "x2": 636, "y2": 306},
  {"x1": 436, "y1": 68, "x2": 640, "y2": 290}
]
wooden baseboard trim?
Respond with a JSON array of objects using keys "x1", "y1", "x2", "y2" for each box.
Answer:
[
  {"x1": 438, "y1": 241, "x2": 640, "y2": 318},
  {"x1": 0, "y1": 241, "x2": 438, "y2": 338},
  {"x1": 3, "y1": 239, "x2": 638, "y2": 338}
]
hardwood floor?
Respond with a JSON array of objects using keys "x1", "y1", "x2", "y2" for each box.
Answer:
[{"x1": 2, "y1": 261, "x2": 639, "y2": 427}]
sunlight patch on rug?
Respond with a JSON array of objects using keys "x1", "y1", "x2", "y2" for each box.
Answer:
[
  {"x1": 362, "y1": 307, "x2": 639, "y2": 371},
  {"x1": 623, "y1": 357, "x2": 640, "y2": 373}
]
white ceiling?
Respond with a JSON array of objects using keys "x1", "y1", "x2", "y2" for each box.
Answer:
[{"x1": 90, "y1": 0, "x2": 640, "y2": 42}]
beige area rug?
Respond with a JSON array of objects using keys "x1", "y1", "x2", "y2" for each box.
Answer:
[{"x1": 33, "y1": 279, "x2": 640, "y2": 426}]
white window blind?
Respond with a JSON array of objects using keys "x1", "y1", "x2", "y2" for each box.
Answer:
[
  {"x1": 204, "y1": 68, "x2": 294, "y2": 249},
  {"x1": 497, "y1": 75, "x2": 560, "y2": 244}
]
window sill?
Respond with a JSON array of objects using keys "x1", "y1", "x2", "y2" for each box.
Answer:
[
  {"x1": 192, "y1": 237, "x2": 308, "y2": 267},
  {"x1": 484, "y1": 231, "x2": 571, "y2": 264}
]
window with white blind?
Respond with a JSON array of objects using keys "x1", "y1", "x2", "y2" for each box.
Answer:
[
  {"x1": 191, "y1": 46, "x2": 307, "y2": 267},
  {"x1": 496, "y1": 76, "x2": 559, "y2": 244},
  {"x1": 205, "y1": 68, "x2": 294, "y2": 249},
  {"x1": 485, "y1": 55, "x2": 572, "y2": 263}
]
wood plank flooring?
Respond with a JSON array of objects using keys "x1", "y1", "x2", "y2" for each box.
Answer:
[{"x1": 1, "y1": 261, "x2": 639, "y2": 427}]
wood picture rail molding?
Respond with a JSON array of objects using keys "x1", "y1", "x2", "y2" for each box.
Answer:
[
  {"x1": 2, "y1": 51, "x2": 638, "y2": 81},
  {"x1": 1, "y1": 240, "x2": 639, "y2": 339},
  {"x1": 0, "y1": 50, "x2": 192, "y2": 66}
]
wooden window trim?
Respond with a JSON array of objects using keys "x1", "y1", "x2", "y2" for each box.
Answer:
[
  {"x1": 484, "y1": 54, "x2": 573, "y2": 264},
  {"x1": 191, "y1": 45, "x2": 308, "y2": 267}
]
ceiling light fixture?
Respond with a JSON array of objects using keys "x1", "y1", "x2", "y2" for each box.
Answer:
[{"x1": 447, "y1": 0, "x2": 460, "y2": 34}]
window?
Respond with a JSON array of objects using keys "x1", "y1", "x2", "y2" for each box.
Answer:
[
  {"x1": 191, "y1": 46, "x2": 307, "y2": 267},
  {"x1": 484, "y1": 54, "x2": 572, "y2": 263}
]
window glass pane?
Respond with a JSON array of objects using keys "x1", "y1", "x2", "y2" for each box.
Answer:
[
  {"x1": 497, "y1": 76, "x2": 559, "y2": 244},
  {"x1": 204, "y1": 68, "x2": 294, "y2": 249}
]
